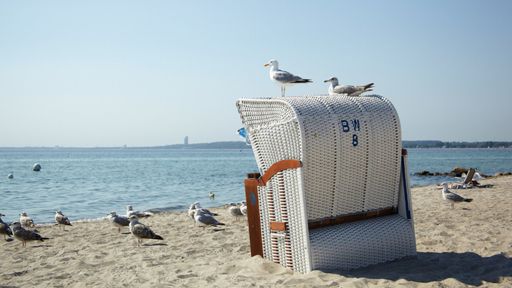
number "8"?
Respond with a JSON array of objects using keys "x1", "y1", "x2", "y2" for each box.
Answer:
[{"x1": 352, "y1": 134, "x2": 358, "y2": 147}]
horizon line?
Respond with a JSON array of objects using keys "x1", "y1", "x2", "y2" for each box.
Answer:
[{"x1": 1, "y1": 139, "x2": 512, "y2": 149}]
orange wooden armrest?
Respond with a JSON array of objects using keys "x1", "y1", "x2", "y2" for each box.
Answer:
[{"x1": 259, "y1": 159, "x2": 302, "y2": 186}]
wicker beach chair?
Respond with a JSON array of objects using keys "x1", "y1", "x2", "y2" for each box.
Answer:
[
  {"x1": 449, "y1": 168, "x2": 476, "y2": 189},
  {"x1": 237, "y1": 95, "x2": 416, "y2": 273}
]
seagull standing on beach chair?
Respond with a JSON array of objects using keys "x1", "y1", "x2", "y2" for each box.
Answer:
[
  {"x1": 323, "y1": 77, "x2": 374, "y2": 96},
  {"x1": 264, "y1": 59, "x2": 312, "y2": 97},
  {"x1": 441, "y1": 183, "x2": 473, "y2": 209}
]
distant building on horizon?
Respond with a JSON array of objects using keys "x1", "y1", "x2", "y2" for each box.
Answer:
[{"x1": 184, "y1": 136, "x2": 189, "y2": 145}]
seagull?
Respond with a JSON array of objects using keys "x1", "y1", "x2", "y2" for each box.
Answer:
[
  {"x1": 472, "y1": 172, "x2": 484, "y2": 181},
  {"x1": 239, "y1": 201, "x2": 247, "y2": 216},
  {"x1": 19, "y1": 212, "x2": 35, "y2": 228},
  {"x1": 264, "y1": 59, "x2": 312, "y2": 97},
  {"x1": 107, "y1": 211, "x2": 130, "y2": 233},
  {"x1": 194, "y1": 208, "x2": 225, "y2": 228},
  {"x1": 187, "y1": 202, "x2": 199, "y2": 220},
  {"x1": 188, "y1": 202, "x2": 218, "y2": 221},
  {"x1": 10, "y1": 222, "x2": 49, "y2": 247},
  {"x1": 128, "y1": 215, "x2": 163, "y2": 246},
  {"x1": 7, "y1": 172, "x2": 13, "y2": 179},
  {"x1": 441, "y1": 183, "x2": 473, "y2": 209},
  {"x1": 209, "y1": 192, "x2": 215, "y2": 200},
  {"x1": 324, "y1": 77, "x2": 374, "y2": 96},
  {"x1": 54, "y1": 211, "x2": 72, "y2": 230},
  {"x1": 228, "y1": 204, "x2": 243, "y2": 221},
  {"x1": 126, "y1": 205, "x2": 153, "y2": 218},
  {"x1": 0, "y1": 213, "x2": 13, "y2": 240}
]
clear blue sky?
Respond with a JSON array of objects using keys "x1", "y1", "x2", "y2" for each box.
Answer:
[{"x1": 1, "y1": 1, "x2": 511, "y2": 147}]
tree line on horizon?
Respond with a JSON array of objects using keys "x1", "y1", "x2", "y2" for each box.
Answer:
[
  {"x1": 402, "y1": 140, "x2": 512, "y2": 148},
  {"x1": 161, "y1": 140, "x2": 512, "y2": 149}
]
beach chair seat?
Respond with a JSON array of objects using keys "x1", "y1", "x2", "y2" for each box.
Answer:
[{"x1": 237, "y1": 95, "x2": 416, "y2": 273}]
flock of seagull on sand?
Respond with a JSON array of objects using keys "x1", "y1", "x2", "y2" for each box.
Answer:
[
  {"x1": 263, "y1": 59, "x2": 374, "y2": 97},
  {"x1": 0, "y1": 211, "x2": 70, "y2": 247},
  {"x1": 1, "y1": 201, "x2": 248, "y2": 248},
  {"x1": 1, "y1": 184, "x2": 476, "y2": 247},
  {"x1": 1, "y1": 183, "x2": 473, "y2": 247}
]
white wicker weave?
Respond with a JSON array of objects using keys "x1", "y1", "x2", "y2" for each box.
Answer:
[
  {"x1": 309, "y1": 214, "x2": 415, "y2": 271},
  {"x1": 237, "y1": 95, "x2": 416, "y2": 273}
]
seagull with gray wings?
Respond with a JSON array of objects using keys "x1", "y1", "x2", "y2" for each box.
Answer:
[
  {"x1": 55, "y1": 211, "x2": 72, "y2": 230},
  {"x1": 19, "y1": 212, "x2": 35, "y2": 228},
  {"x1": 228, "y1": 204, "x2": 243, "y2": 221},
  {"x1": 239, "y1": 201, "x2": 247, "y2": 216},
  {"x1": 128, "y1": 215, "x2": 163, "y2": 246},
  {"x1": 194, "y1": 208, "x2": 225, "y2": 228},
  {"x1": 107, "y1": 211, "x2": 130, "y2": 233},
  {"x1": 126, "y1": 205, "x2": 153, "y2": 218},
  {"x1": 264, "y1": 59, "x2": 312, "y2": 96},
  {"x1": 187, "y1": 202, "x2": 218, "y2": 221},
  {"x1": 324, "y1": 77, "x2": 374, "y2": 96},
  {"x1": 441, "y1": 182, "x2": 473, "y2": 209},
  {"x1": 11, "y1": 222, "x2": 49, "y2": 247},
  {"x1": 0, "y1": 213, "x2": 13, "y2": 240}
]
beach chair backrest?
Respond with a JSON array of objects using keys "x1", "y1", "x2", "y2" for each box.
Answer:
[
  {"x1": 463, "y1": 168, "x2": 476, "y2": 184},
  {"x1": 237, "y1": 96, "x2": 402, "y2": 220}
]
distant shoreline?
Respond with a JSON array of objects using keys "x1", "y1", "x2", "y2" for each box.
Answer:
[{"x1": 1, "y1": 140, "x2": 512, "y2": 149}]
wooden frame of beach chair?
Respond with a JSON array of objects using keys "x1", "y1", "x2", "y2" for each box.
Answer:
[
  {"x1": 237, "y1": 95, "x2": 417, "y2": 273},
  {"x1": 464, "y1": 168, "x2": 476, "y2": 185}
]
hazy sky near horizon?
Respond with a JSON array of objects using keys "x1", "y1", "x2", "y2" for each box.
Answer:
[{"x1": 1, "y1": 1, "x2": 511, "y2": 147}]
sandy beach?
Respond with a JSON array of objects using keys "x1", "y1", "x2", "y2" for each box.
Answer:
[{"x1": 1, "y1": 176, "x2": 511, "y2": 288}]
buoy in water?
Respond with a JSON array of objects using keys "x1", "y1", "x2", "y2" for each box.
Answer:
[{"x1": 32, "y1": 163, "x2": 41, "y2": 172}]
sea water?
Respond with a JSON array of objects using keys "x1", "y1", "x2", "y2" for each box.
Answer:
[
  {"x1": 0, "y1": 148, "x2": 256, "y2": 223},
  {"x1": 1, "y1": 147, "x2": 511, "y2": 223},
  {"x1": 408, "y1": 148, "x2": 512, "y2": 186}
]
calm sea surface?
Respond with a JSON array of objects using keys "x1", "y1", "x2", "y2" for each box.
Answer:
[{"x1": 1, "y1": 148, "x2": 511, "y2": 223}]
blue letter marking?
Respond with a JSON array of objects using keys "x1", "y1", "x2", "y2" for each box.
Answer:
[
  {"x1": 341, "y1": 119, "x2": 361, "y2": 147},
  {"x1": 341, "y1": 120, "x2": 350, "y2": 132}
]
